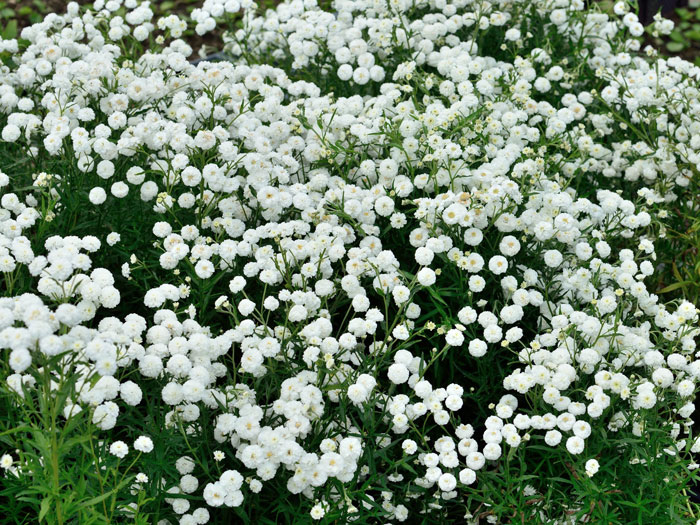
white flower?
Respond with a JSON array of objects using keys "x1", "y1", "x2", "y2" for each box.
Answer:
[
  {"x1": 388, "y1": 363, "x2": 409, "y2": 384},
  {"x1": 458, "y1": 307, "x2": 477, "y2": 325},
  {"x1": 97, "y1": 160, "x2": 115, "y2": 179},
  {"x1": 176, "y1": 457, "x2": 195, "y2": 475},
  {"x1": 636, "y1": 390, "x2": 657, "y2": 409},
  {"x1": 288, "y1": 304, "x2": 308, "y2": 322},
  {"x1": 402, "y1": 439, "x2": 418, "y2": 454},
  {"x1": 468, "y1": 275, "x2": 486, "y2": 292},
  {"x1": 459, "y1": 468, "x2": 476, "y2": 485},
  {"x1": 483, "y1": 325, "x2": 503, "y2": 343},
  {"x1": 566, "y1": 436, "x2": 585, "y2": 455},
  {"x1": 415, "y1": 246, "x2": 434, "y2": 266},
  {"x1": 585, "y1": 458, "x2": 599, "y2": 477},
  {"x1": 110, "y1": 182, "x2": 128, "y2": 198},
  {"x1": 445, "y1": 329, "x2": 464, "y2": 347},
  {"x1": 9, "y1": 349, "x2": 31, "y2": 373},
  {"x1": 417, "y1": 268, "x2": 436, "y2": 286},
  {"x1": 464, "y1": 228, "x2": 483, "y2": 246},
  {"x1": 465, "y1": 253, "x2": 484, "y2": 273},
  {"x1": 543, "y1": 250, "x2": 563, "y2": 268},
  {"x1": 110, "y1": 440, "x2": 129, "y2": 459},
  {"x1": 238, "y1": 299, "x2": 256, "y2": 316},
  {"x1": 195, "y1": 260, "x2": 215, "y2": 279},
  {"x1": 347, "y1": 383, "x2": 368, "y2": 404},
  {"x1": 0, "y1": 454, "x2": 13, "y2": 470},
  {"x1": 181, "y1": 166, "x2": 202, "y2": 187},
  {"x1": 310, "y1": 503, "x2": 326, "y2": 520},
  {"x1": 483, "y1": 443, "x2": 501, "y2": 460},
  {"x1": 89, "y1": 187, "x2": 107, "y2": 205},
  {"x1": 438, "y1": 472, "x2": 457, "y2": 491},
  {"x1": 468, "y1": 339, "x2": 487, "y2": 357},
  {"x1": 338, "y1": 64, "x2": 353, "y2": 81},
  {"x1": 488, "y1": 256, "x2": 508, "y2": 275},
  {"x1": 375, "y1": 196, "x2": 395, "y2": 217},
  {"x1": 499, "y1": 236, "x2": 520, "y2": 256},
  {"x1": 545, "y1": 430, "x2": 562, "y2": 446},
  {"x1": 203, "y1": 482, "x2": 226, "y2": 507},
  {"x1": 2, "y1": 124, "x2": 20, "y2": 142},
  {"x1": 134, "y1": 436, "x2": 154, "y2": 453},
  {"x1": 597, "y1": 295, "x2": 617, "y2": 315},
  {"x1": 106, "y1": 232, "x2": 121, "y2": 246},
  {"x1": 392, "y1": 285, "x2": 410, "y2": 304}
]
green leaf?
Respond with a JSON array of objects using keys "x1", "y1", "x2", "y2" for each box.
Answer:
[
  {"x1": 0, "y1": 425, "x2": 32, "y2": 437},
  {"x1": 666, "y1": 41, "x2": 686, "y2": 52},
  {"x1": 685, "y1": 30, "x2": 700, "y2": 41},
  {"x1": 672, "y1": 262, "x2": 683, "y2": 282},
  {"x1": 658, "y1": 281, "x2": 690, "y2": 293},
  {"x1": 669, "y1": 30, "x2": 686, "y2": 43},
  {"x1": 39, "y1": 497, "x2": 51, "y2": 522},
  {"x1": 398, "y1": 459, "x2": 417, "y2": 475},
  {"x1": 59, "y1": 434, "x2": 91, "y2": 456},
  {"x1": 676, "y1": 8, "x2": 692, "y2": 21},
  {"x1": 1, "y1": 19, "x2": 16, "y2": 39},
  {"x1": 79, "y1": 487, "x2": 121, "y2": 508},
  {"x1": 425, "y1": 285, "x2": 447, "y2": 306}
]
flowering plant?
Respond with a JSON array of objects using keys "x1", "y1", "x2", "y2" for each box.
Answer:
[{"x1": 1, "y1": 0, "x2": 699, "y2": 523}]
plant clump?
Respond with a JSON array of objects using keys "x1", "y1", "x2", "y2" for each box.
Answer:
[{"x1": 0, "y1": 0, "x2": 699, "y2": 523}]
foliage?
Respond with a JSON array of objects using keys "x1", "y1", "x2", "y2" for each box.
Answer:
[
  {"x1": 0, "y1": 1, "x2": 699, "y2": 524},
  {"x1": 647, "y1": 6, "x2": 700, "y2": 65}
]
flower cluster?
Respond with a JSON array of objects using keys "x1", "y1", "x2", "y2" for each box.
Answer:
[{"x1": 1, "y1": 0, "x2": 699, "y2": 523}]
